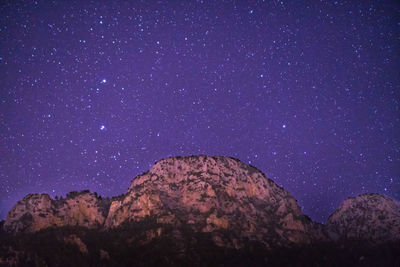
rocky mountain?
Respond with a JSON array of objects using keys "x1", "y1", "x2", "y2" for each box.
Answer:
[
  {"x1": 327, "y1": 193, "x2": 400, "y2": 242},
  {"x1": 3, "y1": 191, "x2": 109, "y2": 233},
  {"x1": 104, "y1": 155, "x2": 321, "y2": 247},
  {"x1": 1, "y1": 155, "x2": 399, "y2": 266},
  {"x1": 3, "y1": 156, "x2": 322, "y2": 247}
]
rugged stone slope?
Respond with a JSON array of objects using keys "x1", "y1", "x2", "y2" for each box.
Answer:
[
  {"x1": 3, "y1": 155, "x2": 400, "y2": 247},
  {"x1": 4, "y1": 156, "x2": 320, "y2": 247},
  {"x1": 327, "y1": 193, "x2": 400, "y2": 241},
  {"x1": 105, "y1": 155, "x2": 318, "y2": 247},
  {"x1": 3, "y1": 191, "x2": 108, "y2": 232}
]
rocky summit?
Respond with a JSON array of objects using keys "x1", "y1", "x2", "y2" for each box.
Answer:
[
  {"x1": 4, "y1": 156, "x2": 320, "y2": 247},
  {"x1": 3, "y1": 191, "x2": 109, "y2": 233},
  {"x1": 105, "y1": 155, "x2": 321, "y2": 246},
  {"x1": 327, "y1": 193, "x2": 400, "y2": 242},
  {"x1": 1, "y1": 155, "x2": 400, "y2": 266}
]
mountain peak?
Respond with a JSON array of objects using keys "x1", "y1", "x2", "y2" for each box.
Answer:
[
  {"x1": 327, "y1": 193, "x2": 400, "y2": 241},
  {"x1": 106, "y1": 155, "x2": 314, "y2": 246},
  {"x1": 4, "y1": 190, "x2": 108, "y2": 233},
  {"x1": 3, "y1": 155, "x2": 399, "y2": 249}
]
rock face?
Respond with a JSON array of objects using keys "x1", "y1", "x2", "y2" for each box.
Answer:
[
  {"x1": 105, "y1": 155, "x2": 315, "y2": 246},
  {"x1": 327, "y1": 193, "x2": 400, "y2": 241},
  {"x1": 3, "y1": 191, "x2": 108, "y2": 232},
  {"x1": 3, "y1": 155, "x2": 400, "y2": 247}
]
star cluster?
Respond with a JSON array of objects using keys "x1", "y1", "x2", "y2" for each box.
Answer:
[{"x1": 0, "y1": 0, "x2": 399, "y2": 222}]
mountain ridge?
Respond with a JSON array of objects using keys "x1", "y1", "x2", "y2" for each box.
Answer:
[
  {"x1": 3, "y1": 155, "x2": 399, "y2": 243},
  {"x1": 1, "y1": 155, "x2": 399, "y2": 266}
]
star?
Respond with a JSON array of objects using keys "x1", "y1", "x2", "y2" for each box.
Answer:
[{"x1": 0, "y1": 0, "x2": 397, "y2": 225}]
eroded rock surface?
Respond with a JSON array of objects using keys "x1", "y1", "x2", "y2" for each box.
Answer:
[
  {"x1": 105, "y1": 155, "x2": 317, "y2": 246},
  {"x1": 4, "y1": 155, "x2": 399, "y2": 248},
  {"x1": 327, "y1": 193, "x2": 400, "y2": 241},
  {"x1": 4, "y1": 191, "x2": 108, "y2": 232}
]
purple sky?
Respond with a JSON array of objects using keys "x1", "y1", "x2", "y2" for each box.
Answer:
[{"x1": 0, "y1": 0, "x2": 399, "y2": 223}]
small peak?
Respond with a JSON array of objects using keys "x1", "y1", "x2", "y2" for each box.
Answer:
[
  {"x1": 327, "y1": 193, "x2": 400, "y2": 242},
  {"x1": 343, "y1": 193, "x2": 396, "y2": 204}
]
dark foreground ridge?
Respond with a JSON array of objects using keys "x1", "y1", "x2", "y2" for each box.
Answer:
[{"x1": 1, "y1": 155, "x2": 399, "y2": 266}]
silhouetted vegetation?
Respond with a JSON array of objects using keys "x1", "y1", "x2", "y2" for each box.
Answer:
[
  {"x1": 1, "y1": 217, "x2": 399, "y2": 267},
  {"x1": 66, "y1": 190, "x2": 91, "y2": 199}
]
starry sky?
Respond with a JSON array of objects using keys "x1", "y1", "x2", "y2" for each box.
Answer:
[{"x1": 0, "y1": 0, "x2": 399, "y2": 223}]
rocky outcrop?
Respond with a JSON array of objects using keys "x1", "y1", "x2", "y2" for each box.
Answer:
[
  {"x1": 327, "y1": 193, "x2": 400, "y2": 241},
  {"x1": 3, "y1": 191, "x2": 108, "y2": 232},
  {"x1": 105, "y1": 155, "x2": 317, "y2": 247},
  {"x1": 3, "y1": 155, "x2": 399, "y2": 248}
]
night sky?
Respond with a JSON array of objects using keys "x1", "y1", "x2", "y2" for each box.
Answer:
[{"x1": 1, "y1": 0, "x2": 399, "y2": 223}]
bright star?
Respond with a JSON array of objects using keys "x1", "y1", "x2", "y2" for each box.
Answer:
[
  {"x1": 282, "y1": 124, "x2": 287, "y2": 128},
  {"x1": 101, "y1": 78, "x2": 107, "y2": 83},
  {"x1": 100, "y1": 125, "x2": 106, "y2": 130}
]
